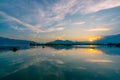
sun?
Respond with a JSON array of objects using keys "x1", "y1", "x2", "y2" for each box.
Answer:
[
  {"x1": 89, "y1": 38, "x2": 94, "y2": 42},
  {"x1": 89, "y1": 39, "x2": 93, "y2": 42}
]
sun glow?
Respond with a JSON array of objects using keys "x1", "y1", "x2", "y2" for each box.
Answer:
[
  {"x1": 89, "y1": 39, "x2": 93, "y2": 42},
  {"x1": 88, "y1": 36, "x2": 101, "y2": 42}
]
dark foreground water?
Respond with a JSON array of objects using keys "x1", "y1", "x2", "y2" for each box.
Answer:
[{"x1": 0, "y1": 45, "x2": 120, "y2": 80}]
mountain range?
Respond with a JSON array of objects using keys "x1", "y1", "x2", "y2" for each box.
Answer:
[
  {"x1": 0, "y1": 34, "x2": 120, "y2": 45},
  {"x1": 0, "y1": 37, "x2": 35, "y2": 46}
]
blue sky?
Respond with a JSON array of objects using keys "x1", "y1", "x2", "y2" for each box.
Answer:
[{"x1": 0, "y1": 0, "x2": 120, "y2": 42}]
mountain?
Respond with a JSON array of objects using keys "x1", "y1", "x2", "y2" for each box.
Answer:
[
  {"x1": 0, "y1": 37, "x2": 36, "y2": 46},
  {"x1": 46, "y1": 40, "x2": 73, "y2": 44},
  {"x1": 46, "y1": 40, "x2": 90, "y2": 44},
  {"x1": 96, "y1": 34, "x2": 120, "y2": 43},
  {"x1": 47, "y1": 40, "x2": 74, "y2": 44}
]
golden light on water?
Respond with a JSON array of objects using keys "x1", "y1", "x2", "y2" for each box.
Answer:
[{"x1": 87, "y1": 48, "x2": 103, "y2": 54}]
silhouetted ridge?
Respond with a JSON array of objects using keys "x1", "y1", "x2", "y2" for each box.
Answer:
[
  {"x1": 0, "y1": 37, "x2": 35, "y2": 44},
  {"x1": 47, "y1": 40, "x2": 74, "y2": 44},
  {"x1": 96, "y1": 34, "x2": 120, "y2": 43}
]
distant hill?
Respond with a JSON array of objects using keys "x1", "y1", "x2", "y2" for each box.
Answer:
[
  {"x1": 47, "y1": 40, "x2": 74, "y2": 44},
  {"x1": 0, "y1": 37, "x2": 36, "y2": 46},
  {"x1": 96, "y1": 34, "x2": 120, "y2": 43},
  {"x1": 46, "y1": 40, "x2": 90, "y2": 44}
]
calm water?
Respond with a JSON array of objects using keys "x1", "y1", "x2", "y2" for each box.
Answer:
[{"x1": 0, "y1": 45, "x2": 120, "y2": 80}]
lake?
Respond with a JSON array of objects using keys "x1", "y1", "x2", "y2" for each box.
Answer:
[{"x1": 0, "y1": 45, "x2": 120, "y2": 80}]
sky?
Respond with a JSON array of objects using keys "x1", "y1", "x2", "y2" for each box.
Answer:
[{"x1": 0, "y1": 0, "x2": 120, "y2": 42}]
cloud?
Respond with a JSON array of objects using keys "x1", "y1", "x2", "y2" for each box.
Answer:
[
  {"x1": 0, "y1": 11, "x2": 64, "y2": 33},
  {"x1": 0, "y1": 11, "x2": 44, "y2": 33},
  {"x1": 52, "y1": 0, "x2": 76, "y2": 19},
  {"x1": 69, "y1": 0, "x2": 120, "y2": 14},
  {"x1": 84, "y1": 0, "x2": 120, "y2": 13},
  {"x1": 87, "y1": 27, "x2": 111, "y2": 32},
  {"x1": 46, "y1": 27, "x2": 64, "y2": 32},
  {"x1": 32, "y1": 0, "x2": 77, "y2": 29},
  {"x1": 11, "y1": 26, "x2": 25, "y2": 31},
  {"x1": 87, "y1": 59, "x2": 113, "y2": 63},
  {"x1": 73, "y1": 21, "x2": 86, "y2": 25},
  {"x1": 0, "y1": 0, "x2": 119, "y2": 33},
  {"x1": 31, "y1": 0, "x2": 120, "y2": 29}
]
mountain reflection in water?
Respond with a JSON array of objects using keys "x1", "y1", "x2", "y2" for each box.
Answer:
[{"x1": 0, "y1": 45, "x2": 120, "y2": 80}]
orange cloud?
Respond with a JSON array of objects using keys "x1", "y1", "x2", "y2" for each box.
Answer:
[
  {"x1": 87, "y1": 28, "x2": 111, "y2": 32},
  {"x1": 87, "y1": 59, "x2": 113, "y2": 63}
]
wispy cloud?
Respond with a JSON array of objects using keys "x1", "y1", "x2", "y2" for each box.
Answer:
[
  {"x1": 0, "y1": 11, "x2": 44, "y2": 33},
  {"x1": 83, "y1": 0, "x2": 120, "y2": 13},
  {"x1": 0, "y1": 11, "x2": 64, "y2": 33},
  {"x1": 0, "y1": 0, "x2": 119, "y2": 35},
  {"x1": 52, "y1": 0, "x2": 76, "y2": 19},
  {"x1": 69, "y1": 0, "x2": 120, "y2": 14},
  {"x1": 87, "y1": 27, "x2": 111, "y2": 32},
  {"x1": 49, "y1": 0, "x2": 120, "y2": 16},
  {"x1": 87, "y1": 59, "x2": 113, "y2": 63},
  {"x1": 30, "y1": 0, "x2": 120, "y2": 30},
  {"x1": 73, "y1": 21, "x2": 86, "y2": 25},
  {"x1": 11, "y1": 26, "x2": 25, "y2": 31},
  {"x1": 44, "y1": 27, "x2": 64, "y2": 32}
]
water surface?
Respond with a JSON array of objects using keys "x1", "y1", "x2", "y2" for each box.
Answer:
[{"x1": 0, "y1": 45, "x2": 120, "y2": 80}]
